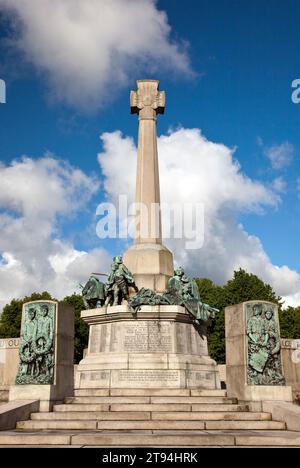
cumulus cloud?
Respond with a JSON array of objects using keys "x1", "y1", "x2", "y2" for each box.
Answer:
[
  {"x1": 264, "y1": 142, "x2": 294, "y2": 170},
  {"x1": 272, "y1": 176, "x2": 286, "y2": 193},
  {"x1": 98, "y1": 128, "x2": 300, "y2": 306},
  {"x1": 0, "y1": 0, "x2": 192, "y2": 110},
  {"x1": 0, "y1": 155, "x2": 111, "y2": 310}
]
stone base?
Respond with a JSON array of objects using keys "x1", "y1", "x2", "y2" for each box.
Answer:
[
  {"x1": 123, "y1": 243, "x2": 174, "y2": 292},
  {"x1": 9, "y1": 384, "x2": 73, "y2": 412},
  {"x1": 226, "y1": 302, "x2": 293, "y2": 403},
  {"x1": 236, "y1": 384, "x2": 292, "y2": 402},
  {"x1": 76, "y1": 305, "x2": 220, "y2": 390}
]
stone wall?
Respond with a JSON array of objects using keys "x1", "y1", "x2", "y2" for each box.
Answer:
[
  {"x1": 0, "y1": 338, "x2": 20, "y2": 402},
  {"x1": 0, "y1": 338, "x2": 20, "y2": 386},
  {"x1": 281, "y1": 339, "x2": 300, "y2": 402}
]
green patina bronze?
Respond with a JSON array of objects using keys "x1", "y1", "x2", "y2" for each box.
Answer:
[
  {"x1": 82, "y1": 260, "x2": 217, "y2": 328},
  {"x1": 81, "y1": 276, "x2": 106, "y2": 309},
  {"x1": 81, "y1": 256, "x2": 138, "y2": 308},
  {"x1": 105, "y1": 256, "x2": 138, "y2": 306},
  {"x1": 128, "y1": 267, "x2": 218, "y2": 326},
  {"x1": 16, "y1": 301, "x2": 56, "y2": 385},
  {"x1": 246, "y1": 302, "x2": 285, "y2": 386}
]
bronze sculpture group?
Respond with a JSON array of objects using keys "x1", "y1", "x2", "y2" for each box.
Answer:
[
  {"x1": 246, "y1": 302, "x2": 285, "y2": 386},
  {"x1": 16, "y1": 303, "x2": 55, "y2": 385},
  {"x1": 81, "y1": 256, "x2": 218, "y2": 326}
]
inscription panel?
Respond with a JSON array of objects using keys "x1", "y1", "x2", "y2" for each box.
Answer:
[
  {"x1": 118, "y1": 370, "x2": 179, "y2": 382},
  {"x1": 123, "y1": 322, "x2": 173, "y2": 353}
]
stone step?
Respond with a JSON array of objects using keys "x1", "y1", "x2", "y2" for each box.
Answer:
[
  {"x1": 30, "y1": 411, "x2": 268, "y2": 421},
  {"x1": 64, "y1": 431, "x2": 300, "y2": 446},
  {"x1": 205, "y1": 420, "x2": 286, "y2": 430},
  {"x1": 53, "y1": 403, "x2": 248, "y2": 413},
  {"x1": 17, "y1": 420, "x2": 204, "y2": 430},
  {"x1": 65, "y1": 396, "x2": 236, "y2": 405},
  {"x1": 65, "y1": 396, "x2": 150, "y2": 404},
  {"x1": 150, "y1": 397, "x2": 236, "y2": 404},
  {"x1": 17, "y1": 420, "x2": 98, "y2": 430},
  {"x1": 0, "y1": 433, "x2": 72, "y2": 445},
  {"x1": 31, "y1": 411, "x2": 152, "y2": 420},
  {"x1": 190, "y1": 389, "x2": 227, "y2": 397},
  {"x1": 74, "y1": 388, "x2": 227, "y2": 397},
  {"x1": 152, "y1": 411, "x2": 271, "y2": 421},
  {"x1": 0, "y1": 430, "x2": 300, "y2": 446},
  {"x1": 17, "y1": 418, "x2": 283, "y2": 432},
  {"x1": 53, "y1": 404, "x2": 110, "y2": 412},
  {"x1": 55, "y1": 403, "x2": 194, "y2": 412}
]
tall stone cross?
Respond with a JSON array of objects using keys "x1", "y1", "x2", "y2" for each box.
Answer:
[{"x1": 124, "y1": 80, "x2": 174, "y2": 292}]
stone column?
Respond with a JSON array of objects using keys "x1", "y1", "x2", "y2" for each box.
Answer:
[
  {"x1": 123, "y1": 80, "x2": 174, "y2": 292},
  {"x1": 225, "y1": 300, "x2": 292, "y2": 402},
  {"x1": 9, "y1": 300, "x2": 74, "y2": 411}
]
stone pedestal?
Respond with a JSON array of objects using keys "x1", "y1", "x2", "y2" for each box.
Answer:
[
  {"x1": 281, "y1": 339, "x2": 300, "y2": 401},
  {"x1": 76, "y1": 305, "x2": 220, "y2": 390},
  {"x1": 9, "y1": 301, "x2": 74, "y2": 411},
  {"x1": 123, "y1": 243, "x2": 174, "y2": 293},
  {"x1": 225, "y1": 301, "x2": 292, "y2": 402}
]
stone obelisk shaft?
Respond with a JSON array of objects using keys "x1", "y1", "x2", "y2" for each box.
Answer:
[
  {"x1": 135, "y1": 93, "x2": 162, "y2": 243},
  {"x1": 123, "y1": 80, "x2": 174, "y2": 293}
]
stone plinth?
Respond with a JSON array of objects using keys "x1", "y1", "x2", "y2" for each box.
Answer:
[
  {"x1": 225, "y1": 301, "x2": 292, "y2": 402},
  {"x1": 76, "y1": 305, "x2": 220, "y2": 390},
  {"x1": 281, "y1": 339, "x2": 300, "y2": 401},
  {"x1": 9, "y1": 301, "x2": 74, "y2": 411},
  {"x1": 123, "y1": 243, "x2": 173, "y2": 292}
]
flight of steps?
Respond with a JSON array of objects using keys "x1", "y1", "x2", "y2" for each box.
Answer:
[{"x1": 0, "y1": 388, "x2": 300, "y2": 447}]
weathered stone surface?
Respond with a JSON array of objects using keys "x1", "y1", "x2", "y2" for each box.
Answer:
[
  {"x1": 262, "y1": 401, "x2": 300, "y2": 432},
  {"x1": 281, "y1": 339, "x2": 300, "y2": 401},
  {"x1": 96, "y1": 420, "x2": 206, "y2": 430},
  {"x1": 0, "y1": 338, "x2": 20, "y2": 387},
  {"x1": 110, "y1": 388, "x2": 190, "y2": 396},
  {"x1": 225, "y1": 301, "x2": 292, "y2": 402},
  {"x1": 151, "y1": 411, "x2": 270, "y2": 421},
  {"x1": 31, "y1": 411, "x2": 151, "y2": 420},
  {"x1": 205, "y1": 420, "x2": 285, "y2": 430},
  {"x1": 234, "y1": 431, "x2": 300, "y2": 446},
  {"x1": 71, "y1": 432, "x2": 235, "y2": 446},
  {"x1": 0, "y1": 400, "x2": 39, "y2": 430},
  {"x1": 17, "y1": 420, "x2": 98, "y2": 430},
  {"x1": 77, "y1": 306, "x2": 220, "y2": 390}
]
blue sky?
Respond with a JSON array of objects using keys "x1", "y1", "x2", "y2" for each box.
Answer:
[{"x1": 0, "y1": 0, "x2": 300, "y2": 307}]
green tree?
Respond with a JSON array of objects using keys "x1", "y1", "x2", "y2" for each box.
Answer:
[
  {"x1": 279, "y1": 306, "x2": 300, "y2": 339},
  {"x1": 0, "y1": 292, "x2": 54, "y2": 338},
  {"x1": 62, "y1": 293, "x2": 88, "y2": 364}
]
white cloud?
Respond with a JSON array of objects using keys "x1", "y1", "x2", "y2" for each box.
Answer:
[
  {"x1": 264, "y1": 142, "x2": 294, "y2": 170},
  {"x1": 272, "y1": 176, "x2": 286, "y2": 193},
  {"x1": 0, "y1": 0, "x2": 192, "y2": 110},
  {"x1": 98, "y1": 127, "x2": 300, "y2": 307},
  {"x1": 0, "y1": 155, "x2": 111, "y2": 310}
]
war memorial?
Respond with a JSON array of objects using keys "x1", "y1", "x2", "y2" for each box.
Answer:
[{"x1": 0, "y1": 80, "x2": 299, "y2": 447}]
